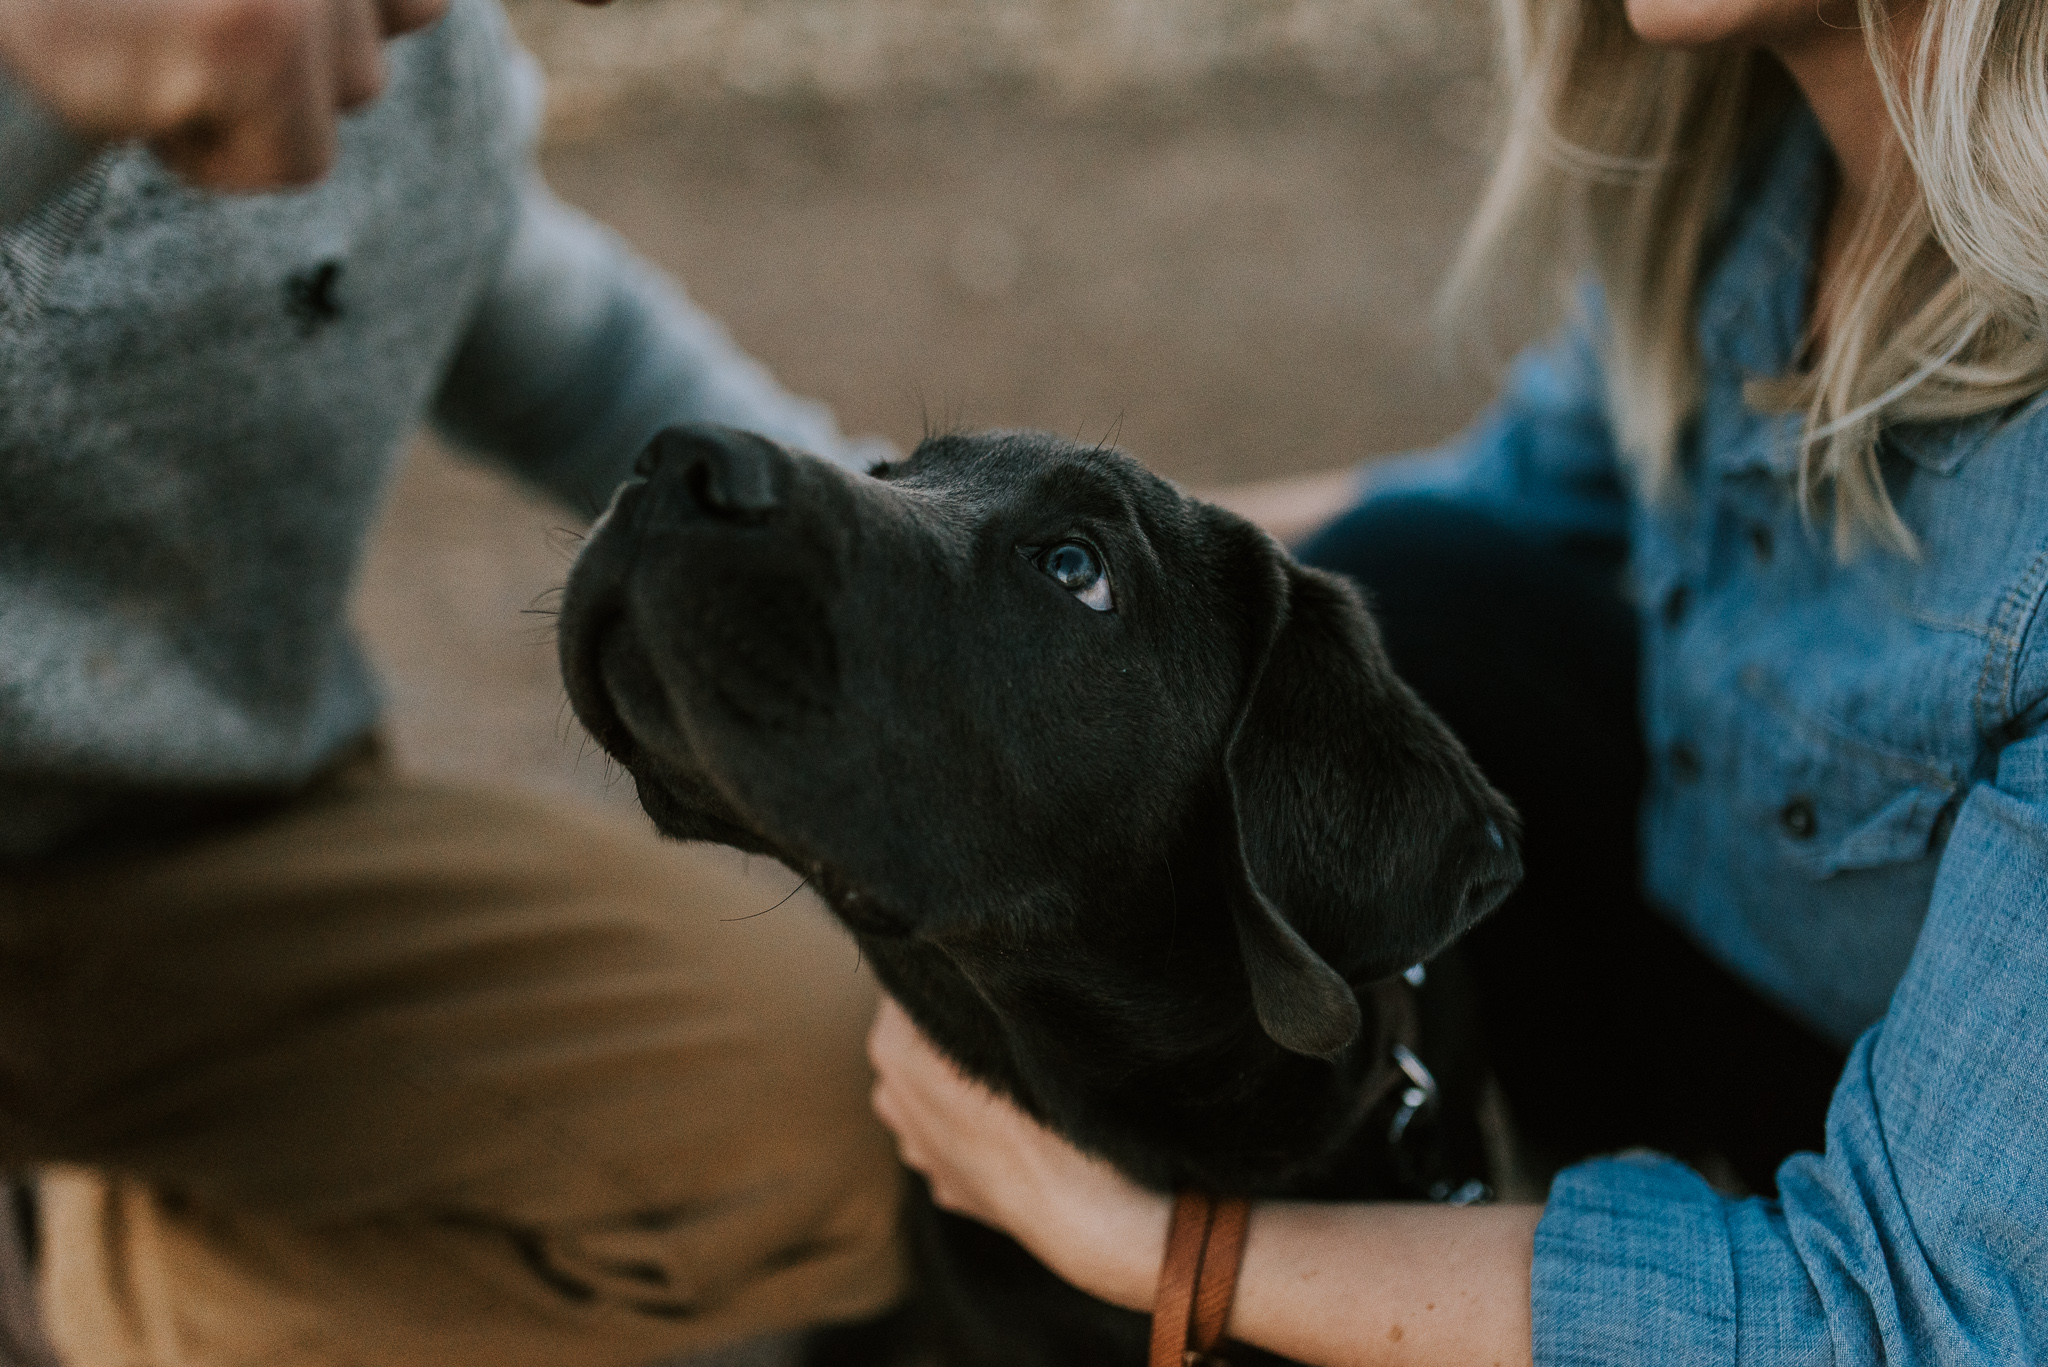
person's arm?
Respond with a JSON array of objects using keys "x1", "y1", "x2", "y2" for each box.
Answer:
[
  {"x1": 1231, "y1": 1202, "x2": 1537, "y2": 1367},
  {"x1": 868, "y1": 721, "x2": 2048, "y2": 1366},
  {"x1": 1530, "y1": 725, "x2": 2048, "y2": 1366},
  {"x1": 1207, "y1": 303, "x2": 1629, "y2": 546},
  {"x1": 866, "y1": 999, "x2": 1540, "y2": 1367}
]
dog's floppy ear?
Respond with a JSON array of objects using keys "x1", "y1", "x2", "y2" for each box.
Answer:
[{"x1": 1219, "y1": 526, "x2": 1520, "y2": 1060}]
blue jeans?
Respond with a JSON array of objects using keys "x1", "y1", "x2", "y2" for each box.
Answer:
[{"x1": 1299, "y1": 494, "x2": 1844, "y2": 1191}]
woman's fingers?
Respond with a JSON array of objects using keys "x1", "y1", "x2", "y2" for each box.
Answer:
[
  {"x1": 866, "y1": 1078, "x2": 926, "y2": 1173},
  {"x1": 867, "y1": 999, "x2": 1011, "y2": 1223},
  {"x1": 866, "y1": 995, "x2": 1174, "y2": 1311},
  {"x1": 868, "y1": 998, "x2": 1121, "y2": 1226},
  {"x1": 867, "y1": 1003, "x2": 962, "y2": 1174}
]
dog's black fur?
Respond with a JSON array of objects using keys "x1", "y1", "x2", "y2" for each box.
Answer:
[{"x1": 558, "y1": 426, "x2": 1521, "y2": 1365}]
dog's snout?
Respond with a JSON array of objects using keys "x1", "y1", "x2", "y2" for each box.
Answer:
[
  {"x1": 1452, "y1": 815, "x2": 1522, "y2": 930},
  {"x1": 638, "y1": 424, "x2": 784, "y2": 523}
]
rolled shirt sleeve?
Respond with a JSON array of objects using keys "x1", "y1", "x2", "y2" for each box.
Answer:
[
  {"x1": 1533, "y1": 730, "x2": 2048, "y2": 1366},
  {"x1": 1347, "y1": 303, "x2": 1629, "y2": 542}
]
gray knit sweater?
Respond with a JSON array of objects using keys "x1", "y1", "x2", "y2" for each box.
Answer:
[{"x1": 0, "y1": 0, "x2": 868, "y2": 859}]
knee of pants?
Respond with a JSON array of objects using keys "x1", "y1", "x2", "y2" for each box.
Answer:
[{"x1": 40, "y1": 1160, "x2": 907, "y2": 1367}]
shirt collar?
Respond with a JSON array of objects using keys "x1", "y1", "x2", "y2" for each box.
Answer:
[
  {"x1": 1884, "y1": 389, "x2": 2048, "y2": 474},
  {"x1": 1694, "y1": 101, "x2": 1830, "y2": 382},
  {"x1": 1694, "y1": 102, "x2": 2014, "y2": 478}
]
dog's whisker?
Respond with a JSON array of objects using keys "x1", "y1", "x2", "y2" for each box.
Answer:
[
  {"x1": 1102, "y1": 409, "x2": 1126, "y2": 453},
  {"x1": 546, "y1": 529, "x2": 585, "y2": 564},
  {"x1": 720, "y1": 875, "x2": 811, "y2": 922}
]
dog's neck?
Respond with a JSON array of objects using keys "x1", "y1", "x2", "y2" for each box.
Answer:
[{"x1": 855, "y1": 901, "x2": 1422, "y2": 1195}]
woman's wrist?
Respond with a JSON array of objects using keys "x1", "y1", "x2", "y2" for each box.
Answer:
[
  {"x1": 990, "y1": 1184, "x2": 1541, "y2": 1367},
  {"x1": 987, "y1": 1143, "x2": 1173, "y2": 1313},
  {"x1": 1039, "y1": 1178, "x2": 1173, "y2": 1314},
  {"x1": 1227, "y1": 1201, "x2": 1539, "y2": 1367}
]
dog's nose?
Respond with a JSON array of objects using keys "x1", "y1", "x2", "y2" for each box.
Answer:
[{"x1": 636, "y1": 425, "x2": 784, "y2": 522}]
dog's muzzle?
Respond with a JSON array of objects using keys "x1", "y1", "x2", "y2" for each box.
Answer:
[{"x1": 560, "y1": 425, "x2": 846, "y2": 772}]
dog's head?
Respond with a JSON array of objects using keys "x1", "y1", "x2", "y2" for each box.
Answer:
[{"x1": 560, "y1": 425, "x2": 1518, "y2": 1188}]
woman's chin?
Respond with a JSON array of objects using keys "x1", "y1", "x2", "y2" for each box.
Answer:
[{"x1": 1622, "y1": 0, "x2": 1815, "y2": 49}]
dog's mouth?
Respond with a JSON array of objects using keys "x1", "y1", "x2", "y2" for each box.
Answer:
[
  {"x1": 561, "y1": 544, "x2": 917, "y2": 942},
  {"x1": 560, "y1": 487, "x2": 838, "y2": 768},
  {"x1": 813, "y1": 864, "x2": 915, "y2": 937},
  {"x1": 561, "y1": 608, "x2": 640, "y2": 768},
  {"x1": 558, "y1": 479, "x2": 651, "y2": 769}
]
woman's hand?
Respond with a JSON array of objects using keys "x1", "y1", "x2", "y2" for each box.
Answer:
[
  {"x1": 867, "y1": 995, "x2": 1541, "y2": 1366},
  {"x1": 866, "y1": 996, "x2": 1170, "y2": 1312}
]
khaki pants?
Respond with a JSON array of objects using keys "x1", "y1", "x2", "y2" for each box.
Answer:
[{"x1": 0, "y1": 760, "x2": 904, "y2": 1367}]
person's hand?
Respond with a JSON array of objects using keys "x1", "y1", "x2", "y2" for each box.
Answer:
[
  {"x1": 0, "y1": 0, "x2": 439, "y2": 189},
  {"x1": 0, "y1": 0, "x2": 608, "y2": 191},
  {"x1": 870, "y1": 996, "x2": 1540, "y2": 1365},
  {"x1": 866, "y1": 996, "x2": 1171, "y2": 1312}
]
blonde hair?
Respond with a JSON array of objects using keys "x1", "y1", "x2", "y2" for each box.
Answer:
[{"x1": 1446, "y1": 0, "x2": 2048, "y2": 555}]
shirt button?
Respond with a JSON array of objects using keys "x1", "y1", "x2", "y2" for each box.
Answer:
[
  {"x1": 1779, "y1": 797, "x2": 1818, "y2": 839},
  {"x1": 1747, "y1": 523, "x2": 1773, "y2": 562},
  {"x1": 1669, "y1": 742, "x2": 1702, "y2": 780},
  {"x1": 1662, "y1": 584, "x2": 1690, "y2": 627}
]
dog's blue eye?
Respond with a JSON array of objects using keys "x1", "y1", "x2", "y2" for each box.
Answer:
[
  {"x1": 1035, "y1": 541, "x2": 1114, "y2": 612},
  {"x1": 1042, "y1": 542, "x2": 1097, "y2": 588}
]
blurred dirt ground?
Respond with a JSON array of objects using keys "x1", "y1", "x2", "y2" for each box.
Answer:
[{"x1": 350, "y1": 6, "x2": 1537, "y2": 1360}]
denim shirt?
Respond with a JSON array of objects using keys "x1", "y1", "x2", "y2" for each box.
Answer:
[{"x1": 1362, "y1": 107, "x2": 2048, "y2": 1363}]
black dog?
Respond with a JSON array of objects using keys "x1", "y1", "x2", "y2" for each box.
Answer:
[{"x1": 558, "y1": 425, "x2": 1521, "y2": 1365}]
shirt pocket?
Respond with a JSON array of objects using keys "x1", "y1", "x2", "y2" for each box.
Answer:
[{"x1": 1735, "y1": 680, "x2": 1962, "y2": 880}]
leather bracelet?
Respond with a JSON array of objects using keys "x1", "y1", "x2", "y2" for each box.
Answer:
[{"x1": 1149, "y1": 1188, "x2": 1252, "y2": 1367}]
